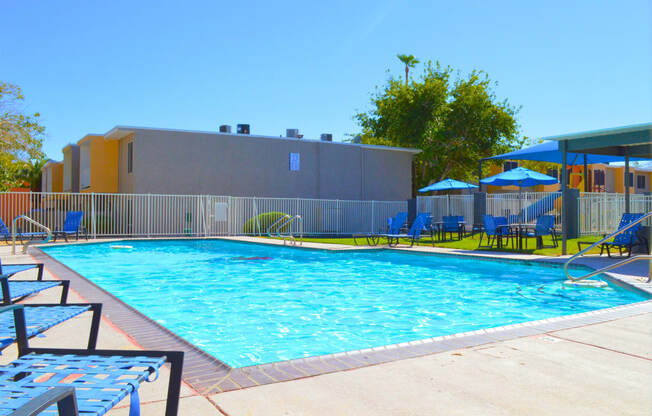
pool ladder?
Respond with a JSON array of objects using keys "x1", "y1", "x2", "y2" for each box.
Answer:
[
  {"x1": 267, "y1": 215, "x2": 303, "y2": 246},
  {"x1": 564, "y1": 211, "x2": 652, "y2": 285},
  {"x1": 11, "y1": 215, "x2": 53, "y2": 255}
]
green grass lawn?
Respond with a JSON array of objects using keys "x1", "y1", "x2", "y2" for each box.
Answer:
[{"x1": 268, "y1": 233, "x2": 604, "y2": 257}]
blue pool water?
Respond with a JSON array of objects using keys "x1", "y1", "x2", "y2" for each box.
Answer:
[{"x1": 42, "y1": 240, "x2": 647, "y2": 367}]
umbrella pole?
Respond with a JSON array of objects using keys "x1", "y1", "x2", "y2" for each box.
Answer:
[
  {"x1": 519, "y1": 184, "x2": 523, "y2": 224},
  {"x1": 448, "y1": 193, "x2": 451, "y2": 216}
]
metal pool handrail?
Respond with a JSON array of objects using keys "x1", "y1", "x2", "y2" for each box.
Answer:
[
  {"x1": 267, "y1": 215, "x2": 292, "y2": 238},
  {"x1": 266, "y1": 215, "x2": 303, "y2": 245},
  {"x1": 277, "y1": 215, "x2": 303, "y2": 246},
  {"x1": 564, "y1": 211, "x2": 652, "y2": 283},
  {"x1": 12, "y1": 215, "x2": 53, "y2": 255}
]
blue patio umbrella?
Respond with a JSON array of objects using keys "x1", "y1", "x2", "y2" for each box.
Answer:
[
  {"x1": 418, "y1": 178, "x2": 479, "y2": 193},
  {"x1": 480, "y1": 167, "x2": 559, "y2": 222},
  {"x1": 419, "y1": 178, "x2": 478, "y2": 215}
]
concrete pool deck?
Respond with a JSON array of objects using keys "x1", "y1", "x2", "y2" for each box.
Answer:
[{"x1": 1, "y1": 240, "x2": 651, "y2": 415}]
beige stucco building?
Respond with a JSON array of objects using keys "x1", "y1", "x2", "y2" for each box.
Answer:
[{"x1": 57, "y1": 126, "x2": 419, "y2": 201}]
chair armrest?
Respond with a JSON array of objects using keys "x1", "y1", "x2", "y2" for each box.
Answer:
[
  {"x1": 17, "y1": 347, "x2": 184, "y2": 416},
  {"x1": 13, "y1": 387, "x2": 78, "y2": 416},
  {"x1": 16, "y1": 303, "x2": 102, "y2": 350}
]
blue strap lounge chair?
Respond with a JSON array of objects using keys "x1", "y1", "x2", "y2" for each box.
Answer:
[
  {"x1": 523, "y1": 215, "x2": 557, "y2": 249},
  {"x1": 384, "y1": 214, "x2": 432, "y2": 247},
  {"x1": 389, "y1": 212, "x2": 408, "y2": 235},
  {"x1": 0, "y1": 305, "x2": 184, "y2": 416},
  {"x1": 0, "y1": 258, "x2": 63, "y2": 305},
  {"x1": 353, "y1": 212, "x2": 408, "y2": 246},
  {"x1": 0, "y1": 303, "x2": 101, "y2": 351},
  {"x1": 478, "y1": 215, "x2": 513, "y2": 249},
  {"x1": 52, "y1": 211, "x2": 87, "y2": 243},
  {"x1": 601, "y1": 213, "x2": 649, "y2": 258}
]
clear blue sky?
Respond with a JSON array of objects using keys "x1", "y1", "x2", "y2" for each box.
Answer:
[{"x1": 2, "y1": 0, "x2": 651, "y2": 159}]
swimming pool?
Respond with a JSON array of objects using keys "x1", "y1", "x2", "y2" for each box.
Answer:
[{"x1": 42, "y1": 240, "x2": 647, "y2": 367}]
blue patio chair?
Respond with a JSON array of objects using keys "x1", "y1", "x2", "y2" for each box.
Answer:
[
  {"x1": 383, "y1": 214, "x2": 432, "y2": 247},
  {"x1": 441, "y1": 216, "x2": 463, "y2": 241},
  {"x1": 353, "y1": 212, "x2": 408, "y2": 246},
  {"x1": 0, "y1": 303, "x2": 101, "y2": 351},
  {"x1": 0, "y1": 304, "x2": 184, "y2": 416},
  {"x1": 601, "y1": 213, "x2": 649, "y2": 257},
  {"x1": 52, "y1": 211, "x2": 87, "y2": 242},
  {"x1": 523, "y1": 215, "x2": 557, "y2": 249},
  {"x1": 478, "y1": 215, "x2": 513, "y2": 249}
]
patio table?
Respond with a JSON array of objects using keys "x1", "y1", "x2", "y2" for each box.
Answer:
[{"x1": 509, "y1": 223, "x2": 536, "y2": 251}]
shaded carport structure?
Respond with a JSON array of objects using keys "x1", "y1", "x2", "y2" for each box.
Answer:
[{"x1": 544, "y1": 123, "x2": 652, "y2": 254}]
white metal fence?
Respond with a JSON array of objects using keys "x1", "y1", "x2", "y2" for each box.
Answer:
[
  {"x1": 577, "y1": 193, "x2": 652, "y2": 236},
  {"x1": 3, "y1": 191, "x2": 648, "y2": 239},
  {"x1": 486, "y1": 192, "x2": 563, "y2": 227},
  {"x1": 416, "y1": 195, "x2": 474, "y2": 223},
  {"x1": 0, "y1": 192, "x2": 408, "y2": 238}
]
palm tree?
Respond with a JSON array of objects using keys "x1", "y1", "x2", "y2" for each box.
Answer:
[
  {"x1": 17, "y1": 158, "x2": 47, "y2": 191},
  {"x1": 397, "y1": 54, "x2": 420, "y2": 86}
]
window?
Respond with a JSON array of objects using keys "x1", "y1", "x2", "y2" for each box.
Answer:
[
  {"x1": 625, "y1": 172, "x2": 633, "y2": 187},
  {"x1": 594, "y1": 170, "x2": 605, "y2": 186},
  {"x1": 289, "y1": 152, "x2": 300, "y2": 171},
  {"x1": 42, "y1": 169, "x2": 48, "y2": 192},
  {"x1": 80, "y1": 142, "x2": 91, "y2": 189},
  {"x1": 503, "y1": 161, "x2": 518, "y2": 171},
  {"x1": 63, "y1": 157, "x2": 71, "y2": 191},
  {"x1": 546, "y1": 169, "x2": 558, "y2": 180},
  {"x1": 127, "y1": 142, "x2": 133, "y2": 173},
  {"x1": 637, "y1": 175, "x2": 646, "y2": 189}
]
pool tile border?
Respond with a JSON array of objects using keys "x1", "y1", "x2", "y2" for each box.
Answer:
[{"x1": 30, "y1": 241, "x2": 652, "y2": 396}]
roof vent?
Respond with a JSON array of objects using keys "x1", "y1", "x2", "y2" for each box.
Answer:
[
  {"x1": 320, "y1": 133, "x2": 333, "y2": 142},
  {"x1": 286, "y1": 128, "x2": 299, "y2": 138},
  {"x1": 237, "y1": 124, "x2": 250, "y2": 135},
  {"x1": 219, "y1": 125, "x2": 231, "y2": 133}
]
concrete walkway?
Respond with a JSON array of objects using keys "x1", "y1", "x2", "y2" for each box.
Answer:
[{"x1": 1, "y1": 243, "x2": 651, "y2": 415}]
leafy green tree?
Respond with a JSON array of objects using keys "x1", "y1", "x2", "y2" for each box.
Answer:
[
  {"x1": 396, "y1": 54, "x2": 420, "y2": 86},
  {"x1": 0, "y1": 82, "x2": 45, "y2": 190},
  {"x1": 356, "y1": 61, "x2": 523, "y2": 195}
]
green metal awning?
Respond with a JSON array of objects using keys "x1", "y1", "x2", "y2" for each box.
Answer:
[{"x1": 543, "y1": 122, "x2": 652, "y2": 158}]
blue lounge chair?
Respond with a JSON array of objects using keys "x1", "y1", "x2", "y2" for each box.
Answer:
[
  {"x1": 0, "y1": 304, "x2": 184, "y2": 416},
  {"x1": 52, "y1": 211, "x2": 87, "y2": 242},
  {"x1": 523, "y1": 215, "x2": 557, "y2": 249},
  {"x1": 601, "y1": 213, "x2": 649, "y2": 257},
  {"x1": 0, "y1": 258, "x2": 68, "y2": 305},
  {"x1": 0, "y1": 303, "x2": 101, "y2": 350},
  {"x1": 384, "y1": 214, "x2": 432, "y2": 247},
  {"x1": 389, "y1": 212, "x2": 408, "y2": 234},
  {"x1": 478, "y1": 215, "x2": 513, "y2": 249},
  {"x1": 353, "y1": 212, "x2": 408, "y2": 246}
]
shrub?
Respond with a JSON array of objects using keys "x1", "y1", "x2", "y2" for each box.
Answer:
[{"x1": 243, "y1": 211, "x2": 290, "y2": 235}]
